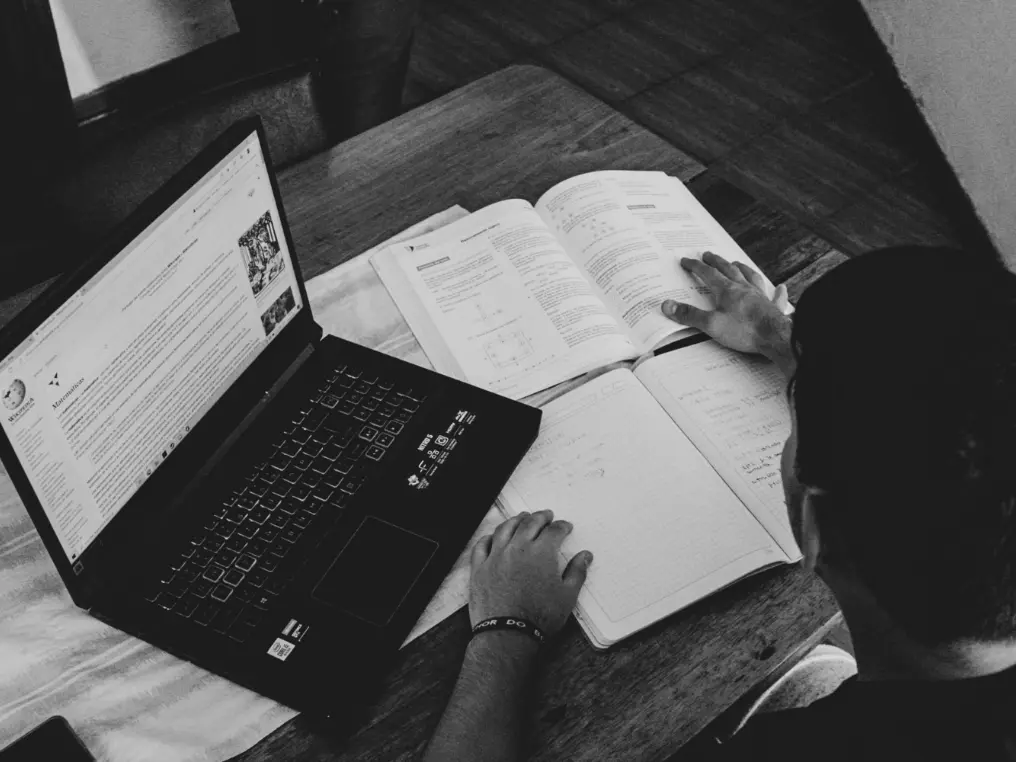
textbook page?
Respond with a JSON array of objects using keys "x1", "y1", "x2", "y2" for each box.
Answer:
[
  {"x1": 371, "y1": 200, "x2": 638, "y2": 400},
  {"x1": 498, "y1": 368, "x2": 785, "y2": 648},
  {"x1": 535, "y1": 171, "x2": 780, "y2": 354},
  {"x1": 635, "y1": 341, "x2": 802, "y2": 559}
]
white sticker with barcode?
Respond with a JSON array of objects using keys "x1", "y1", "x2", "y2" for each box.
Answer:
[{"x1": 267, "y1": 637, "x2": 294, "y2": 661}]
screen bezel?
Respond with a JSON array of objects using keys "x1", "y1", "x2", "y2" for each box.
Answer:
[{"x1": 0, "y1": 117, "x2": 320, "y2": 604}]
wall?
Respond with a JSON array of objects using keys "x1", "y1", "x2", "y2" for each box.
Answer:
[{"x1": 858, "y1": 1, "x2": 1016, "y2": 269}]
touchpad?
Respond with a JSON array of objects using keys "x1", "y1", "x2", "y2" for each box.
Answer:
[{"x1": 311, "y1": 517, "x2": 438, "y2": 627}]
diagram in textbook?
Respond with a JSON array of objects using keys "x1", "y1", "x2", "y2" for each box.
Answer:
[{"x1": 483, "y1": 331, "x2": 534, "y2": 369}]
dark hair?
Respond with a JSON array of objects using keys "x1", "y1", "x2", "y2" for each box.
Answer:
[{"x1": 789, "y1": 246, "x2": 1016, "y2": 645}]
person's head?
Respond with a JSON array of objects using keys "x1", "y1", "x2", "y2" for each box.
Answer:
[{"x1": 780, "y1": 246, "x2": 1016, "y2": 649}]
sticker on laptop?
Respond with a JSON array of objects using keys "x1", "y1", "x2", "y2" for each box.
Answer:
[
  {"x1": 282, "y1": 618, "x2": 311, "y2": 642},
  {"x1": 267, "y1": 637, "x2": 295, "y2": 661}
]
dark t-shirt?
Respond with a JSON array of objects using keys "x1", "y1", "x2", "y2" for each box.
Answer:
[{"x1": 717, "y1": 668, "x2": 1016, "y2": 761}]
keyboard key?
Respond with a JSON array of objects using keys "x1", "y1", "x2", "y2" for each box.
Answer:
[
  {"x1": 333, "y1": 459, "x2": 354, "y2": 475},
  {"x1": 225, "y1": 509, "x2": 245, "y2": 525},
  {"x1": 352, "y1": 408, "x2": 371, "y2": 422},
  {"x1": 292, "y1": 429, "x2": 312, "y2": 446},
  {"x1": 378, "y1": 404, "x2": 396, "y2": 418},
  {"x1": 302, "y1": 500, "x2": 322, "y2": 516},
  {"x1": 175, "y1": 596, "x2": 200, "y2": 619},
  {"x1": 169, "y1": 554, "x2": 188, "y2": 571},
  {"x1": 237, "y1": 495, "x2": 258, "y2": 511},
  {"x1": 303, "y1": 409, "x2": 327, "y2": 431},
  {"x1": 247, "y1": 482, "x2": 269, "y2": 498},
  {"x1": 215, "y1": 550, "x2": 238, "y2": 568},
  {"x1": 302, "y1": 473, "x2": 322, "y2": 489},
  {"x1": 320, "y1": 394, "x2": 341, "y2": 409},
  {"x1": 248, "y1": 570, "x2": 269, "y2": 588},
  {"x1": 203, "y1": 517, "x2": 220, "y2": 532},
  {"x1": 348, "y1": 442, "x2": 368, "y2": 460},
  {"x1": 302, "y1": 443, "x2": 323, "y2": 459},
  {"x1": 377, "y1": 377, "x2": 395, "y2": 390},
  {"x1": 193, "y1": 602, "x2": 218, "y2": 626},
  {"x1": 191, "y1": 549, "x2": 214, "y2": 567},
  {"x1": 376, "y1": 433, "x2": 395, "y2": 448},
  {"x1": 269, "y1": 513, "x2": 289, "y2": 530},
  {"x1": 260, "y1": 557, "x2": 279, "y2": 573},
  {"x1": 385, "y1": 420, "x2": 404, "y2": 435},
  {"x1": 213, "y1": 524, "x2": 235, "y2": 540},
  {"x1": 167, "y1": 577, "x2": 190, "y2": 597},
  {"x1": 234, "y1": 523, "x2": 257, "y2": 541},
  {"x1": 211, "y1": 584, "x2": 233, "y2": 602},
  {"x1": 189, "y1": 532, "x2": 206, "y2": 547},
  {"x1": 323, "y1": 470, "x2": 344, "y2": 489},
  {"x1": 270, "y1": 540, "x2": 291, "y2": 558},
  {"x1": 265, "y1": 577, "x2": 288, "y2": 597},
  {"x1": 211, "y1": 603, "x2": 244, "y2": 633},
  {"x1": 270, "y1": 481, "x2": 293, "y2": 498},
  {"x1": 249, "y1": 508, "x2": 271, "y2": 525},
  {"x1": 156, "y1": 592, "x2": 179, "y2": 610},
  {"x1": 223, "y1": 569, "x2": 245, "y2": 587},
  {"x1": 191, "y1": 580, "x2": 213, "y2": 598},
  {"x1": 260, "y1": 495, "x2": 281, "y2": 511},
  {"x1": 281, "y1": 468, "x2": 302, "y2": 485},
  {"x1": 321, "y1": 444, "x2": 342, "y2": 462},
  {"x1": 394, "y1": 410, "x2": 412, "y2": 423},
  {"x1": 235, "y1": 554, "x2": 257, "y2": 572},
  {"x1": 248, "y1": 539, "x2": 270, "y2": 557},
  {"x1": 291, "y1": 484, "x2": 312, "y2": 502},
  {"x1": 258, "y1": 528, "x2": 279, "y2": 544},
  {"x1": 292, "y1": 512, "x2": 313, "y2": 530},
  {"x1": 233, "y1": 584, "x2": 256, "y2": 603},
  {"x1": 281, "y1": 528, "x2": 302, "y2": 544},
  {"x1": 293, "y1": 455, "x2": 314, "y2": 471},
  {"x1": 341, "y1": 479, "x2": 362, "y2": 495},
  {"x1": 278, "y1": 500, "x2": 299, "y2": 516},
  {"x1": 312, "y1": 486, "x2": 333, "y2": 503},
  {"x1": 204, "y1": 538, "x2": 224, "y2": 553},
  {"x1": 178, "y1": 566, "x2": 200, "y2": 583},
  {"x1": 359, "y1": 425, "x2": 379, "y2": 442},
  {"x1": 203, "y1": 565, "x2": 226, "y2": 583},
  {"x1": 365, "y1": 445, "x2": 385, "y2": 462},
  {"x1": 361, "y1": 397, "x2": 379, "y2": 411}
]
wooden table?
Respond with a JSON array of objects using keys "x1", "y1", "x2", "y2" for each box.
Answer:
[
  {"x1": 241, "y1": 65, "x2": 841, "y2": 761},
  {"x1": 0, "y1": 65, "x2": 841, "y2": 762}
]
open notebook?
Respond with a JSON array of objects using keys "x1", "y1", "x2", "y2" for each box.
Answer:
[{"x1": 497, "y1": 340, "x2": 801, "y2": 649}]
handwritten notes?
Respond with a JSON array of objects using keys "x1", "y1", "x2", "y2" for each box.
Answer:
[
  {"x1": 636, "y1": 342, "x2": 800, "y2": 558},
  {"x1": 500, "y1": 369, "x2": 779, "y2": 642}
]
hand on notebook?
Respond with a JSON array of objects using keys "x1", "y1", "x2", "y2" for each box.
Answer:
[
  {"x1": 469, "y1": 510, "x2": 593, "y2": 638},
  {"x1": 662, "y1": 252, "x2": 793, "y2": 366}
]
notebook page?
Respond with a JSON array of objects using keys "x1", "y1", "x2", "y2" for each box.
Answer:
[
  {"x1": 635, "y1": 342, "x2": 802, "y2": 559},
  {"x1": 498, "y1": 369, "x2": 783, "y2": 645}
]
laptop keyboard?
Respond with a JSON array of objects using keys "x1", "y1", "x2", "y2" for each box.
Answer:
[{"x1": 145, "y1": 362, "x2": 427, "y2": 643}]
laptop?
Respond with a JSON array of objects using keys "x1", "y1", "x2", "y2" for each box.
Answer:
[{"x1": 0, "y1": 118, "x2": 541, "y2": 730}]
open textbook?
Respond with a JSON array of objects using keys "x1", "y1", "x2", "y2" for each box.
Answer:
[
  {"x1": 371, "y1": 170, "x2": 786, "y2": 400},
  {"x1": 498, "y1": 340, "x2": 801, "y2": 649}
]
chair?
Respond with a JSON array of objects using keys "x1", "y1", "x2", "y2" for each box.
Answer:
[{"x1": 3, "y1": 0, "x2": 421, "y2": 299}]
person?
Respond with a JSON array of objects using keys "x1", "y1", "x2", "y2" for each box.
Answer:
[{"x1": 420, "y1": 247, "x2": 1016, "y2": 761}]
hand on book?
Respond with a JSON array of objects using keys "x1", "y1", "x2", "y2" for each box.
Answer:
[
  {"x1": 469, "y1": 510, "x2": 594, "y2": 639},
  {"x1": 662, "y1": 252, "x2": 792, "y2": 363}
]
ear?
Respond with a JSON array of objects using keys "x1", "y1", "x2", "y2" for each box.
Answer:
[{"x1": 799, "y1": 486, "x2": 827, "y2": 573}]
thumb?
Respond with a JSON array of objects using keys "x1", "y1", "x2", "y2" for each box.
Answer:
[
  {"x1": 563, "y1": 550, "x2": 594, "y2": 589},
  {"x1": 471, "y1": 534, "x2": 492, "y2": 570},
  {"x1": 662, "y1": 300, "x2": 711, "y2": 329}
]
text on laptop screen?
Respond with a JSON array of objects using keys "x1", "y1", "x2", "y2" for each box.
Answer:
[{"x1": 0, "y1": 130, "x2": 303, "y2": 562}]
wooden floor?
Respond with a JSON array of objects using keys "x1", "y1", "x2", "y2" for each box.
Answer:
[{"x1": 405, "y1": 0, "x2": 994, "y2": 286}]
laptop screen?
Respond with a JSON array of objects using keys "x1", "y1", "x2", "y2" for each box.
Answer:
[{"x1": 0, "y1": 129, "x2": 303, "y2": 563}]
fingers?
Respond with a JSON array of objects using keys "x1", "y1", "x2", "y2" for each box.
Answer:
[
  {"x1": 734, "y1": 262, "x2": 766, "y2": 291},
  {"x1": 662, "y1": 300, "x2": 713, "y2": 331},
  {"x1": 563, "y1": 550, "x2": 594, "y2": 589},
  {"x1": 517, "y1": 509, "x2": 555, "y2": 541},
  {"x1": 470, "y1": 533, "x2": 493, "y2": 570},
  {"x1": 491, "y1": 512, "x2": 528, "y2": 549},
  {"x1": 773, "y1": 284, "x2": 791, "y2": 314},
  {"x1": 680, "y1": 256, "x2": 729, "y2": 293},
  {"x1": 702, "y1": 251, "x2": 748, "y2": 284}
]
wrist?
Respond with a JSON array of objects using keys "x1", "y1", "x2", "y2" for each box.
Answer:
[
  {"x1": 467, "y1": 629, "x2": 542, "y2": 664},
  {"x1": 756, "y1": 313, "x2": 795, "y2": 378}
]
